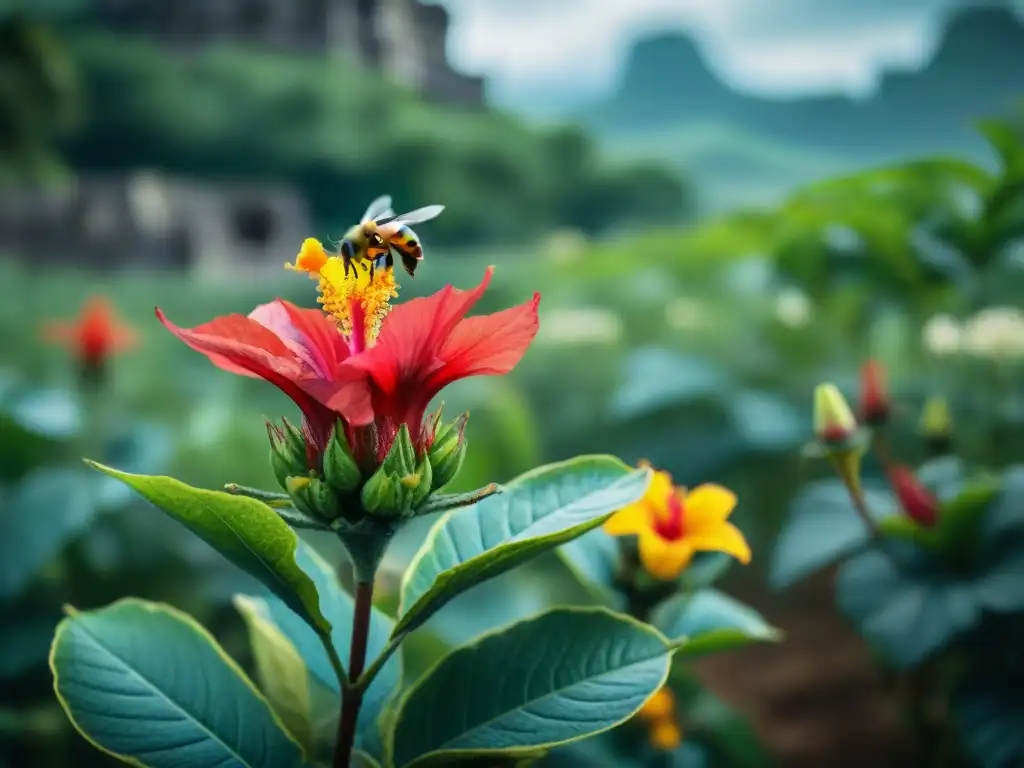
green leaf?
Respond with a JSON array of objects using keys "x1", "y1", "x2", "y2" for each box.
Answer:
[
  {"x1": 557, "y1": 528, "x2": 623, "y2": 602},
  {"x1": 352, "y1": 750, "x2": 384, "y2": 768},
  {"x1": 234, "y1": 595, "x2": 314, "y2": 755},
  {"x1": 770, "y1": 479, "x2": 895, "y2": 590},
  {"x1": 650, "y1": 589, "x2": 781, "y2": 660},
  {"x1": 981, "y1": 466, "x2": 1024, "y2": 544},
  {"x1": 954, "y1": 670, "x2": 1024, "y2": 768},
  {"x1": 86, "y1": 462, "x2": 331, "y2": 637},
  {"x1": 50, "y1": 598, "x2": 304, "y2": 767},
  {"x1": 835, "y1": 545, "x2": 980, "y2": 668},
  {"x1": 0, "y1": 467, "x2": 96, "y2": 598},
  {"x1": 680, "y1": 553, "x2": 736, "y2": 591},
  {"x1": 246, "y1": 541, "x2": 400, "y2": 750},
  {"x1": 976, "y1": 118, "x2": 1024, "y2": 175},
  {"x1": 395, "y1": 456, "x2": 651, "y2": 640},
  {"x1": 391, "y1": 607, "x2": 674, "y2": 768}
]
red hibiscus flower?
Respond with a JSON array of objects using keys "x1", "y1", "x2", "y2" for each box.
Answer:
[
  {"x1": 156, "y1": 238, "x2": 540, "y2": 472},
  {"x1": 42, "y1": 296, "x2": 138, "y2": 374}
]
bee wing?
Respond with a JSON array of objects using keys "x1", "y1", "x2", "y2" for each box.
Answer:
[
  {"x1": 392, "y1": 204, "x2": 445, "y2": 226},
  {"x1": 361, "y1": 195, "x2": 394, "y2": 223}
]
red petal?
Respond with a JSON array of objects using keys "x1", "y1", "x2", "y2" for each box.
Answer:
[
  {"x1": 156, "y1": 307, "x2": 298, "y2": 380},
  {"x1": 352, "y1": 266, "x2": 495, "y2": 394},
  {"x1": 296, "y1": 366, "x2": 374, "y2": 427},
  {"x1": 428, "y1": 292, "x2": 541, "y2": 389},
  {"x1": 278, "y1": 300, "x2": 352, "y2": 375}
]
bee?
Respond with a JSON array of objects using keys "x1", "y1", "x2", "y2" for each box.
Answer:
[{"x1": 339, "y1": 195, "x2": 444, "y2": 280}]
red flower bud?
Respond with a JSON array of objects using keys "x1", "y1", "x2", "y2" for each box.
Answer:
[
  {"x1": 887, "y1": 465, "x2": 939, "y2": 528},
  {"x1": 859, "y1": 360, "x2": 890, "y2": 427}
]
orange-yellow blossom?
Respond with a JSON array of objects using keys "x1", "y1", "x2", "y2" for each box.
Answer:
[
  {"x1": 603, "y1": 464, "x2": 750, "y2": 580},
  {"x1": 636, "y1": 686, "x2": 683, "y2": 751}
]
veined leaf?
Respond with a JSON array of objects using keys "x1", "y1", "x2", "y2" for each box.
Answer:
[
  {"x1": 50, "y1": 598, "x2": 304, "y2": 768},
  {"x1": 86, "y1": 462, "x2": 331, "y2": 637},
  {"x1": 396, "y1": 456, "x2": 650, "y2": 640},
  {"x1": 234, "y1": 595, "x2": 313, "y2": 754},
  {"x1": 391, "y1": 607, "x2": 674, "y2": 768}
]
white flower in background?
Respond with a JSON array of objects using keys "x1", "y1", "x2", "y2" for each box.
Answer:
[
  {"x1": 536, "y1": 307, "x2": 622, "y2": 345},
  {"x1": 665, "y1": 297, "x2": 709, "y2": 332},
  {"x1": 922, "y1": 313, "x2": 962, "y2": 357},
  {"x1": 544, "y1": 228, "x2": 587, "y2": 264},
  {"x1": 774, "y1": 288, "x2": 812, "y2": 328},
  {"x1": 963, "y1": 306, "x2": 1024, "y2": 359}
]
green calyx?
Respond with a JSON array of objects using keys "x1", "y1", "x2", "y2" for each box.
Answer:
[
  {"x1": 267, "y1": 418, "x2": 308, "y2": 491},
  {"x1": 361, "y1": 424, "x2": 435, "y2": 520},
  {"x1": 285, "y1": 475, "x2": 341, "y2": 523},
  {"x1": 323, "y1": 421, "x2": 362, "y2": 494},
  {"x1": 428, "y1": 412, "x2": 468, "y2": 491}
]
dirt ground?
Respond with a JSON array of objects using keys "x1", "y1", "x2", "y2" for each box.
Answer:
[{"x1": 694, "y1": 571, "x2": 918, "y2": 768}]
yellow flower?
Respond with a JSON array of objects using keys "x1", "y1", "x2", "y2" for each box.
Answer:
[
  {"x1": 603, "y1": 464, "x2": 750, "y2": 580},
  {"x1": 649, "y1": 720, "x2": 683, "y2": 751},
  {"x1": 637, "y1": 687, "x2": 675, "y2": 722}
]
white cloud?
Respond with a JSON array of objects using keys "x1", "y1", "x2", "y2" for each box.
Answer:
[{"x1": 432, "y1": 0, "x2": 998, "y2": 104}]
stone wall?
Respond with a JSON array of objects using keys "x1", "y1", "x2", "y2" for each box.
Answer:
[
  {"x1": 0, "y1": 172, "x2": 312, "y2": 279},
  {"x1": 90, "y1": 0, "x2": 486, "y2": 107}
]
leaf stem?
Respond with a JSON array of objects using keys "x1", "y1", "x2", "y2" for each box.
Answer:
[
  {"x1": 354, "y1": 635, "x2": 403, "y2": 693},
  {"x1": 319, "y1": 630, "x2": 351, "y2": 695},
  {"x1": 333, "y1": 580, "x2": 374, "y2": 768}
]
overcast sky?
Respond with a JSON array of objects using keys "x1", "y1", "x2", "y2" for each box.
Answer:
[{"x1": 432, "y1": 0, "x2": 1016, "y2": 108}]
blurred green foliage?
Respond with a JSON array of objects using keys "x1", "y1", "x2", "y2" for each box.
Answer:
[{"x1": 44, "y1": 28, "x2": 690, "y2": 245}]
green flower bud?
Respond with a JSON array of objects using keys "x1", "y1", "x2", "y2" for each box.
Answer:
[
  {"x1": 381, "y1": 424, "x2": 418, "y2": 478},
  {"x1": 323, "y1": 421, "x2": 362, "y2": 494},
  {"x1": 267, "y1": 418, "x2": 308, "y2": 491},
  {"x1": 429, "y1": 413, "x2": 468, "y2": 490},
  {"x1": 285, "y1": 475, "x2": 340, "y2": 522},
  {"x1": 920, "y1": 395, "x2": 953, "y2": 458},
  {"x1": 360, "y1": 469, "x2": 404, "y2": 519},
  {"x1": 809, "y1": 383, "x2": 867, "y2": 495},
  {"x1": 814, "y1": 384, "x2": 858, "y2": 445},
  {"x1": 409, "y1": 452, "x2": 433, "y2": 509}
]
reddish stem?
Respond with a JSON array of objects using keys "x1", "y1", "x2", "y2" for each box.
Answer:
[{"x1": 332, "y1": 580, "x2": 374, "y2": 768}]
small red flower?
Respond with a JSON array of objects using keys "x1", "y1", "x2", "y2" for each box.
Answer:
[
  {"x1": 42, "y1": 296, "x2": 138, "y2": 369},
  {"x1": 157, "y1": 241, "x2": 539, "y2": 472},
  {"x1": 859, "y1": 360, "x2": 890, "y2": 427},
  {"x1": 887, "y1": 465, "x2": 939, "y2": 528}
]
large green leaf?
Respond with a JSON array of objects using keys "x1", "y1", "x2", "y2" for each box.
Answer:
[
  {"x1": 770, "y1": 479, "x2": 895, "y2": 589},
  {"x1": 395, "y1": 456, "x2": 651, "y2": 640},
  {"x1": 650, "y1": 589, "x2": 781, "y2": 660},
  {"x1": 835, "y1": 545, "x2": 981, "y2": 668},
  {"x1": 391, "y1": 607, "x2": 675, "y2": 768},
  {"x1": 954, "y1": 669, "x2": 1024, "y2": 768},
  {"x1": 86, "y1": 462, "x2": 331, "y2": 636},
  {"x1": 243, "y1": 541, "x2": 400, "y2": 751},
  {"x1": 557, "y1": 528, "x2": 622, "y2": 602},
  {"x1": 234, "y1": 595, "x2": 313, "y2": 755},
  {"x1": 50, "y1": 598, "x2": 304, "y2": 767},
  {"x1": 0, "y1": 467, "x2": 96, "y2": 598}
]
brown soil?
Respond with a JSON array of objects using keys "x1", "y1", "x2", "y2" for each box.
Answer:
[{"x1": 693, "y1": 570, "x2": 918, "y2": 768}]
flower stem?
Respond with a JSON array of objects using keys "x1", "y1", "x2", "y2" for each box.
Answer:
[
  {"x1": 333, "y1": 580, "x2": 374, "y2": 768},
  {"x1": 834, "y1": 460, "x2": 901, "y2": 568}
]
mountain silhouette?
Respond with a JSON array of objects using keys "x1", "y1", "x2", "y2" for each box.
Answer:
[{"x1": 583, "y1": 5, "x2": 1024, "y2": 155}]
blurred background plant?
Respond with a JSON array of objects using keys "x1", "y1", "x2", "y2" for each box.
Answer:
[{"x1": 1, "y1": 0, "x2": 1024, "y2": 766}]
